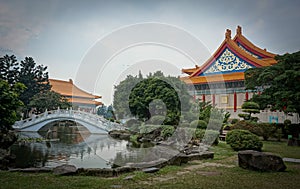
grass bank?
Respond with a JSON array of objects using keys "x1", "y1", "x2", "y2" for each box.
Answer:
[{"x1": 0, "y1": 141, "x2": 299, "y2": 189}]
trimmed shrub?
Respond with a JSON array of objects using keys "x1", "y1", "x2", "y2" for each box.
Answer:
[
  {"x1": 231, "y1": 120, "x2": 260, "y2": 135},
  {"x1": 226, "y1": 129, "x2": 263, "y2": 151},
  {"x1": 149, "y1": 115, "x2": 165, "y2": 125},
  {"x1": 232, "y1": 121, "x2": 279, "y2": 141},
  {"x1": 256, "y1": 123, "x2": 277, "y2": 140},
  {"x1": 190, "y1": 120, "x2": 208, "y2": 129},
  {"x1": 161, "y1": 125, "x2": 175, "y2": 139},
  {"x1": 192, "y1": 128, "x2": 205, "y2": 140}
]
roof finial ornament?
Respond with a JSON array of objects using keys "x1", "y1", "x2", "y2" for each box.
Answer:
[
  {"x1": 237, "y1": 25, "x2": 242, "y2": 35},
  {"x1": 225, "y1": 29, "x2": 231, "y2": 39}
]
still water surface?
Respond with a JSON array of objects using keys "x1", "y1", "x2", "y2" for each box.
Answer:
[{"x1": 10, "y1": 124, "x2": 135, "y2": 169}]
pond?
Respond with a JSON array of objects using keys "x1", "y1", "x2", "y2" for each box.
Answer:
[{"x1": 10, "y1": 122, "x2": 142, "y2": 169}]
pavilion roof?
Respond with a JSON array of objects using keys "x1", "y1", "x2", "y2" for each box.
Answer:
[
  {"x1": 49, "y1": 79, "x2": 101, "y2": 99},
  {"x1": 181, "y1": 26, "x2": 277, "y2": 84}
]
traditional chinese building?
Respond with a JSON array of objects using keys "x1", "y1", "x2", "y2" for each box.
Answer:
[
  {"x1": 49, "y1": 78, "x2": 102, "y2": 113},
  {"x1": 181, "y1": 26, "x2": 277, "y2": 116}
]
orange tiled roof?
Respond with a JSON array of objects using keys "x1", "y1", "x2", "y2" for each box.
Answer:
[
  {"x1": 69, "y1": 98, "x2": 103, "y2": 106},
  {"x1": 233, "y1": 26, "x2": 276, "y2": 59},
  {"x1": 181, "y1": 26, "x2": 277, "y2": 83},
  {"x1": 49, "y1": 79, "x2": 101, "y2": 99},
  {"x1": 182, "y1": 65, "x2": 199, "y2": 75},
  {"x1": 181, "y1": 72, "x2": 245, "y2": 84}
]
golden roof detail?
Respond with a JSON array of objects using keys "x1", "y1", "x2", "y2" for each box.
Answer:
[{"x1": 181, "y1": 26, "x2": 278, "y2": 84}]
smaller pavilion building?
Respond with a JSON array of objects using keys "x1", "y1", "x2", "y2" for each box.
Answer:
[{"x1": 49, "y1": 78, "x2": 102, "y2": 113}]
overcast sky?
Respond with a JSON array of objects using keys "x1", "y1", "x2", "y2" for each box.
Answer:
[{"x1": 0, "y1": 0, "x2": 299, "y2": 104}]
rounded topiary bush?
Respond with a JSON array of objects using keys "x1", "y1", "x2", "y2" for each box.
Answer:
[
  {"x1": 190, "y1": 120, "x2": 207, "y2": 129},
  {"x1": 192, "y1": 128, "x2": 205, "y2": 140},
  {"x1": 226, "y1": 129, "x2": 263, "y2": 151},
  {"x1": 161, "y1": 125, "x2": 175, "y2": 139}
]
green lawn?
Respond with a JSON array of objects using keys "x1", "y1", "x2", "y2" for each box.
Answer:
[{"x1": 0, "y1": 141, "x2": 299, "y2": 189}]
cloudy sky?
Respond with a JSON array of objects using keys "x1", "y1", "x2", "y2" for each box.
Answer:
[{"x1": 0, "y1": 0, "x2": 299, "y2": 104}]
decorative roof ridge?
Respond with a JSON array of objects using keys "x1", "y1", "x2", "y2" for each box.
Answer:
[
  {"x1": 227, "y1": 38, "x2": 271, "y2": 67},
  {"x1": 189, "y1": 37, "x2": 228, "y2": 77},
  {"x1": 233, "y1": 25, "x2": 276, "y2": 58},
  {"x1": 189, "y1": 28, "x2": 271, "y2": 77}
]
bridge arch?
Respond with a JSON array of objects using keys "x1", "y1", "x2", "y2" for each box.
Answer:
[{"x1": 13, "y1": 110, "x2": 124, "y2": 134}]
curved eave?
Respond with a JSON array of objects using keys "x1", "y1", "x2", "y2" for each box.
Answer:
[
  {"x1": 189, "y1": 38, "x2": 271, "y2": 77},
  {"x1": 261, "y1": 57, "x2": 277, "y2": 65},
  {"x1": 181, "y1": 72, "x2": 245, "y2": 85},
  {"x1": 233, "y1": 34, "x2": 276, "y2": 59},
  {"x1": 182, "y1": 67, "x2": 198, "y2": 75},
  {"x1": 69, "y1": 98, "x2": 103, "y2": 106}
]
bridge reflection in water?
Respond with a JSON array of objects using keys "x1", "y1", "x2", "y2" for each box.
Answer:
[{"x1": 11, "y1": 123, "x2": 132, "y2": 168}]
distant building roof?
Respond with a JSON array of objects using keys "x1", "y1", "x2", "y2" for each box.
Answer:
[{"x1": 49, "y1": 78, "x2": 102, "y2": 106}]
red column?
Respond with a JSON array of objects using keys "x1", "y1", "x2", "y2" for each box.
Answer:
[
  {"x1": 202, "y1": 94, "x2": 205, "y2": 102},
  {"x1": 234, "y1": 92, "x2": 237, "y2": 112},
  {"x1": 212, "y1": 94, "x2": 215, "y2": 106},
  {"x1": 245, "y1": 91, "x2": 249, "y2": 101}
]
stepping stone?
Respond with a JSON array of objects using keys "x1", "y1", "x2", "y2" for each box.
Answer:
[
  {"x1": 142, "y1": 167, "x2": 160, "y2": 173},
  {"x1": 123, "y1": 175, "x2": 135, "y2": 180},
  {"x1": 283, "y1": 158, "x2": 300, "y2": 163}
]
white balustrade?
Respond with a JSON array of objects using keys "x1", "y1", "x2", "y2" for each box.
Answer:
[{"x1": 13, "y1": 109, "x2": 125, "y2": 132}]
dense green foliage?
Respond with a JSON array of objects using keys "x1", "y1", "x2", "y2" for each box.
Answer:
[
  {"x1": 245, "y1": 51, "x2": 300, "y2": 115},
  {"x1": 190, "y1": 120, "x2": 207, "y2": 129},
  {"x1": 161, "y1": 125, "x2": 175, "y2": 139},
  {"x1": 226, "y1": 129, "x2": 263, "y2": 151},
  {"x1": 0, "y1": 54, "x2": 68, "y2": 118},
  {"x1": 238, "y1": 102, "x2": 260, "y2": 121},
  {"x1": 113, "y1": 73, "x2": 143, "y2": 119},
  {"x1": 28, "y1": 91, "x2": 71, "y2": 113},
  {"x1": 114, "y1": 71, "x2": 191, "y2": 125},
  {"x1": 0, "y1": 80, "x2": 25, "y2": 131},
  {"x1": 232, "y1": 120, "x2": 282, "y2": 141}
]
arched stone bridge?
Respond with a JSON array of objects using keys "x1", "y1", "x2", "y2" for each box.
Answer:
[{"x1": 13, "y1": 109, "x2": 125, "y2": 134}]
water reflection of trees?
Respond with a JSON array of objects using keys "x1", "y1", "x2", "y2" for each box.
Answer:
[{"x1": 38, "y1": 120, "x2": 91, "y2": 144}]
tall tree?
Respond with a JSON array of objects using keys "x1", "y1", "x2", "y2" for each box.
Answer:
[
  {"x1": 0, "y1": 55, "x2": 19, "y2": 85},
  {"x1": 17, "y1": 57, "x2": 51, "y2": 107},
  {"x1": 245, "y1": 51, "x2": 300, "y2": 115},
  {"x1": 113, "y1": 75, "x2": 142, "y2": 119},
  {"x1": 0, "y1": 79, "x2": 25, "y2": 132}
]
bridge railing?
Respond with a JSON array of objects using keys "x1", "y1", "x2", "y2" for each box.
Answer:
[{"x1": 13, "y1": 109, "x2": 125, "y2": 131}]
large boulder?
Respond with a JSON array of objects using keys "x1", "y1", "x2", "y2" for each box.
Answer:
[
  {"x1": 238, "y1": 150, "x2": 286, "y2": 172},
  {"x1": 108, "y1": 130, "x2": 131, "y2": 140},
  {"x1": 53, "y1": 164, "x2": 77, "y2": 175}
]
